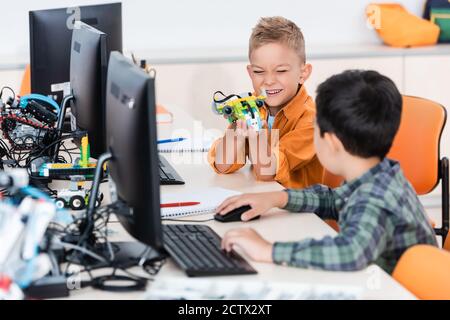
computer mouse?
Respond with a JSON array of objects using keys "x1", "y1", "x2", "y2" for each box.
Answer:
[{"x1": 214, "y1": 205, "x2": 260, "y2": 223}]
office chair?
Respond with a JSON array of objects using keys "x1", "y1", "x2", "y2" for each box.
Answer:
[
  {"x1": 392, "y1": 245, "x2": 450, "y2": 300},
  {"x1": 321, "y1": 96, "x2": 449, "y2": 246}
]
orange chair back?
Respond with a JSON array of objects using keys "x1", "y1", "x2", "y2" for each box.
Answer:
[
  {"x1": 389, "y1": 96, "x2": 446, "y2": 195},
  {"x1": 19, "y1": 64, "x2": 31, "y2": 97},
  {"x1": 322, "y1": 96, "x2": 446, "y2": 196},
  {"x1": 392, "y1": 245, "x2": 450, "y2": 300}
]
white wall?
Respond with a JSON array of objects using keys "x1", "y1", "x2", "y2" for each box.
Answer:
[{"x1": 1, "y1": 0, "x2": 425, "y2": 58}]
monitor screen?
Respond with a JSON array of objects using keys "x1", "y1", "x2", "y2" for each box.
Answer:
[
  {"x1": 105, "y1": 52, "x2": 163, "y2": 249},
  {"x1": 69, "y1": 21, "x2": 108, "y2": 159},
  {"x1": 29, "y1": 3, "x2": 122, "y2": 104}
]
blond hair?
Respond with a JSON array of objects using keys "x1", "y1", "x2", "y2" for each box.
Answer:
[{"x1": 249, "y1": 16, "x2": 306, "y2": 63}]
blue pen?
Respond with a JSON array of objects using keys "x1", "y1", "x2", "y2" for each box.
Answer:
[{"x1": 158, "y1": 138, "x2": 187, "y2": 144}]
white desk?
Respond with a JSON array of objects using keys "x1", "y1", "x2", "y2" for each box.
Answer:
[
  {"x1": 63, "y1": 155, "x2": 415, "y2": 300},
  {"x1": 50, "y1": 110, "x2": 415, "y2": 300}
]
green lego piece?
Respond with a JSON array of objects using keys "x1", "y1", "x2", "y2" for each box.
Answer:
[{"x1": 212, "y1": 91, "x2": 267, "y2": 131}]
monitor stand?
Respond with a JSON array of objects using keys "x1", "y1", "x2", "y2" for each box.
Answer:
[{"x1": 65, "y1": 241, "x2": 163, "y2": 270}]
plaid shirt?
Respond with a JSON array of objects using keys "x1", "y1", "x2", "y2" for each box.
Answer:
[{"x1": 273, "y1": 158, "x2": 437, "y2": 274}]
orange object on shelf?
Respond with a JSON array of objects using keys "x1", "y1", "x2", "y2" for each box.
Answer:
[
  {"x1": 366, "y1": 3, "x2": 440, "y2": 47},
  {"x1": 156, "y1": 104, "x2": 173, "y2": 124}
]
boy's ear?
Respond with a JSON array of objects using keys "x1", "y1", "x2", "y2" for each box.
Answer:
[
  {"x1": 246, "y1": 64, "x2": 253, "y2": 78},
  {"x1": 299, "y1": 63, "x2": 312, "y2": 84},
  {"x1": 325, "y1": 131, "x2": 344, "y2": 154}
]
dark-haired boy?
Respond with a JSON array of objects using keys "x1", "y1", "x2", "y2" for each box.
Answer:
[{"x1": 216, "y1": 70, "x2": 437, "y2": 274}]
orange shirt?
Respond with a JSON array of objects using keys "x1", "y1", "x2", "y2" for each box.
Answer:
[{"x1": 208, "y1": 85, "x2": 323, "y2": 189}]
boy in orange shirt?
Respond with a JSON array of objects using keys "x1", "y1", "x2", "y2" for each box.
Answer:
[{"x1": 208, "y1": 17, "x2": 323, "y2": 188}]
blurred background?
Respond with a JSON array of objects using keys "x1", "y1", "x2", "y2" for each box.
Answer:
[{"x1": 0, "y1": 0, "x2": 449, "y2": 216}]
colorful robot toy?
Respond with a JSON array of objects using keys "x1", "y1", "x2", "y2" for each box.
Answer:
[{"x1": 211, "y1": 90, "x2": 267, "y2": 131}]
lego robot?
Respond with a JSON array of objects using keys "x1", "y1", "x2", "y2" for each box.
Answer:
[
  {"x1": 54, "y1": 176, "x2": 103, "y2": 211},
  {"x1": 211, "y1": 90, "x2": 267, "y2": 132},
  {"x1": 33, "y1": 136, "x2": 98, "y2": 180}
]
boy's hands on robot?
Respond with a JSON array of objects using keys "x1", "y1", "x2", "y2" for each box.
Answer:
[{"x1": 212, "y1": 90, "x2": 270, "y2": 161}]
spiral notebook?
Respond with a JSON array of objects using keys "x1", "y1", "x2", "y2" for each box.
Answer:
[
  {"x1": 157, "y1": 137, "x2": 215, "y2": 153},
  {"x1": 160, "y1": 187, "x2": 241, "y2": 218}
]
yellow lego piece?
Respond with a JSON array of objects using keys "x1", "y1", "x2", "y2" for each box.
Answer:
[{"x1": 47, "y1": 163, "x2": 73, "y2": 169}]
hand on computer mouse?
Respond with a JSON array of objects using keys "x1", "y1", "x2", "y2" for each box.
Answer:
[{"x1": 216, "y1": 191, "x2": 289, "y2": 221}]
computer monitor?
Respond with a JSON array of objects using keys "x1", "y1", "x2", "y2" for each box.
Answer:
[
  {"x1": 29, "y1": 3, "x2": 122, "y2": 104},
  {"x1": 79, "y1": 54, "x2": 254, "y2": 278},
  {"x1": 102, "y1": 51, "x2": 163, "y2": 250},
  {"x1": 69, "y1": 21, "x2": 108, "y2": 159}
]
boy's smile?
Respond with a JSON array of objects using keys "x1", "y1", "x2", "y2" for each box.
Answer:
[
  {"x1": 266, "y1": 89, "x2": 284, "y2": 97},
  {"x1": 247, "y1": 42, "x2": 310, "y2": 109}
]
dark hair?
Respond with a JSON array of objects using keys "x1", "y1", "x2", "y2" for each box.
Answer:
[{"x1": 316, "y1": 70, "x2": 402, "y2": 159}]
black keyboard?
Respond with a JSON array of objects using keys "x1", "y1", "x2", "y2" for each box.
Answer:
[
  {"x1": 159, "y1": 155, "x2": 184, "y2": 185},
  {"x1": 163, "y1": 224, "x2": 257, "y2": 277}
]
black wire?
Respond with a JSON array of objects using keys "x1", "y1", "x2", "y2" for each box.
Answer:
[
  {"x1": 0, "y1": 86, "x2": 16, "y2": 101},
  {"x1": 0, "y1": 125, "x2": 81, "y2": 170},
  {"x1": 142, "y1": 258, "x2": 166, "y2": 277},
  {"x1": 44, "y1": 184, "x2": 58, "y2": 197},
  {"x1": 59, "y1": 204, "x2": 164, "y2": 292},
  {"x1": 71, "y1": 264, "x2": 159, "y2": 292},
  {"x1": 61, "y1": 144, "x2": 73, "y2": 163},
  {"x1": 30, "y1": 187, "x2": 165, "y2": 293},
  {"x1": 90, "y1": 273, "x2": 147, "y2": 292},
  {"x1": 213, "y1": 91, "x2": 242, "y2": 104},
  {"x1": 25, "y1": 132, "x2": 84, "y2": 167}
]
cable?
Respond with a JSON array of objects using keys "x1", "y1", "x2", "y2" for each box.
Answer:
[
  {"x1": 55, "y1": 240, "x2": 109, "y2": 264},
  {"x1": 90, "y1": 273, "x2": 147, "y2": 292},
  {"x1": 0, "y1": 86, "x2": 16, "y2": 101},
  {"x1": 73, "y1": 266, "x2": 157, "y2": 292},
  {"x1": 61, "y1": 144, "x2": 73, "y2": 163},
  {"x1": 213, "y1": 91, "x2": 242, "y2": 104},
  {"x1": 47, "y1": 189, "x2": 167, "y2": 293},
  {"x1": 47, "y1": 250, "x2": 61, "y2": 277},
  {"x1": 142, "y1": 257, "x2": 166, "y2": 276},
  {"x1": 25, "y1": 131, "x2": 85, "y2": 167}
]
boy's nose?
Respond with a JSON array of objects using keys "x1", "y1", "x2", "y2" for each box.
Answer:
[{"x1": 263, "y1": 74, "x2": 276, "y2": 86}]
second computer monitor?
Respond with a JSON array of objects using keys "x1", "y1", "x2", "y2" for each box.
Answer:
[
  {"x1": 29, "y1": 3, "x2": 122, "y2": 104},
  {"x1": 105, "y1": 52, "x2": 163, "y2": 249},
  {"x1": 70, "y1": 21, "x2": 108, "y2": 159}
]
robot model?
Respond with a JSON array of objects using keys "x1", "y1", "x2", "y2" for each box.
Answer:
[{"x1": 211, "y1": 90, "x2": 267, "y2": 132}]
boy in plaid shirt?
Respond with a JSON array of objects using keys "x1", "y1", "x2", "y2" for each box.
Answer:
[{"x1": 217, "y1": 70, "x2": 437, "y2": 274}]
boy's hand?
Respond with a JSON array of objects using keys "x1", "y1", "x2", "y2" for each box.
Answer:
[
  {"x1": 221, "y1": 228, "x2": 273, "y2": 263},
  {"x1": 216, "y1": 191, "x2": 288, "y2": 221},
  {"x1": 234, "y1": 119, "x2": 249, "y2": 137},
  {"x1": 247, "y1": 121, "x2": 277, "y2": 178},
  {"x1": 227, "y1": 119, "x2": 248, "y2": 150},
  {"x1": 215, "y1": 120, "x2": 249, "y2": 172}
]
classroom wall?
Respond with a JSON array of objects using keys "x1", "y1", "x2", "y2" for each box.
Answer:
[{"x1": 0, "y1": 0, "x2": 425, "y2": 58}]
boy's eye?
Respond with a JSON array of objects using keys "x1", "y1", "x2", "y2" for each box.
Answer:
[
  {"x1": 277, "y1": 70, "x2": 288, "y2": 73},
  {"x1": 253, "y1": 70, "x2": 264, "y2": 74}
]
